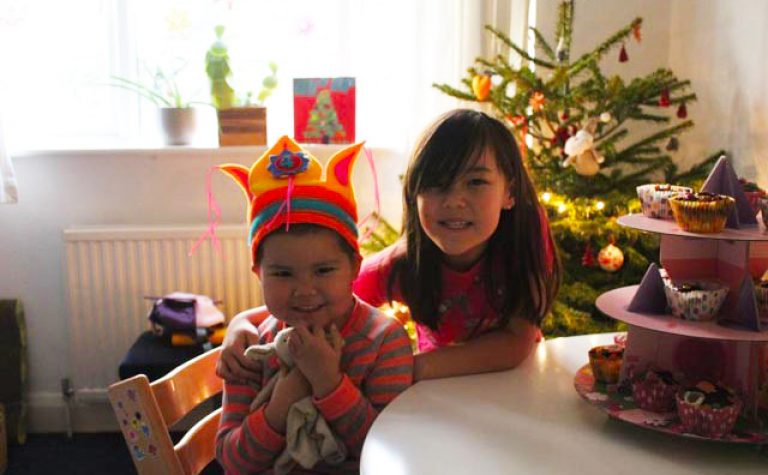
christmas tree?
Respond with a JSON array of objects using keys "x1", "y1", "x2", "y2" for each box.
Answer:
[
  {"x1": 434, "y1": 1, "x2": 723, "y2": 336},
  {"x1": 303, "y1": 89, "x2": 347, "y2": 144}
]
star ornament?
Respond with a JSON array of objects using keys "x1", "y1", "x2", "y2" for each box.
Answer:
[
  {"x1": 529, "y1": 91, "x2": 546, "y2": 112},
  {"x1": 268, "y1": 149, "x2": 309, "y2": 178}
]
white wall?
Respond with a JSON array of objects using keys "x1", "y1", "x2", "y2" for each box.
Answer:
[{"x1": 669, "y1": 0, "x2": 768, "y2": 183}]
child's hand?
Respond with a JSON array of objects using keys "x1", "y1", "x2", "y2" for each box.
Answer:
[
  {"x1": 216, "y1": 318, "x2": 261, "y2": 383},
  {"x1": 289, "y1": 323, "x2": 344, "y2": 398},
  {"x1": 264, "y1": 367, "x2": 312, "y2": 433},
  {"x1": 272, "y1": 366, "x2": 312, "y2": 405}
]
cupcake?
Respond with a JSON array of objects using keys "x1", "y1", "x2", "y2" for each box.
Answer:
[
  {"x1": 755, "y1": 275, "x2": 768, "y2": 323},
  {"x1": 669, "y1": 191, "x2": 735, "y2": 233},
  {"x1": 676, "y1": 381, "x2": 742, "y2": 438},
  {"x1": 663, "y1": 278, "x2": 729, "y2": 321},
  {"x1": 588, "y1": 344, "x2": 624, "y2": 384},
  {"x1": 636, "y1": 184, "x2": 692, "y2": 219},
  {"x1": 739, "y1": 177, "x2": 766, "y2": 215},
  {"x1": 760, "y1": 197, "x2": 768, "y2": 228},
  {"x1": 632, "y1": 369, "x2": 679, "y2": 413}
]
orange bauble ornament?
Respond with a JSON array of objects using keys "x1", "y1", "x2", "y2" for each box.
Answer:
[
  {"x1": 472, "y1": 74, "x2": 492, "y2": 101},
  {"x1": 598, "y1": 243, "x2": 624, "y2": 272}
]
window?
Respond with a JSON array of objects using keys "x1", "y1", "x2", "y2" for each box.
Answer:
[{"x1": 0, "y1": 0, "x2": 525, "y2": 151}]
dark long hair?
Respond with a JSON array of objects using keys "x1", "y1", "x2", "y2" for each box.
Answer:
[{"x1": 390, "y1": 109, "x2": 561, "y2": 330}]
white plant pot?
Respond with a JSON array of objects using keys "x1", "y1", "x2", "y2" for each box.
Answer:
[{"x1": 159, "y1": 107, "x2": 197, "y2": 145}]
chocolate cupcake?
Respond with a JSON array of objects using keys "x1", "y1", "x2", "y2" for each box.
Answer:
[
  {"x1": 662, "y1": 279, "x2": 729, "y2": 321},
  {"x1": 632, "y1": 369, "x2": 679, "y2": 413},
  {"x1": 669, "y1": 192, "x2": 735, "y2": 233},
  {"x1": 676, "y1": 381, "x2": 742, "y2": 438},
  {"x1": 588, "y1": 344, "x2": 624, "y2": 384},
  {"x1": 636, "y1": 184, "x2": 692, "y2": 219}
]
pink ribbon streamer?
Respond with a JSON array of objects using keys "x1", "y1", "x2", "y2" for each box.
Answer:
[
  {"x1": 267, "y1": 176, "x2": 295, "y2": 231},
  {"x1": 189, "y1": 166, "x2": 223, "y2": 257},
  {"x1": 357, "y1": 147, "x2": 382, "y2": 244}
]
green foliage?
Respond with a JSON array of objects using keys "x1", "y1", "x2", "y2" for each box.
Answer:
[
  {"x1": 110, "y1": 65, "x2": 192, "y2": 108},
  {"x1": 359, "y1": 212, "x2": 401, "y2": 257},
  {"x1": 205, "y1": 25, "x2": 278, "y2": 109},
  {"x1": 435, "y1": 1, "x2": 722, "y2": 337}
]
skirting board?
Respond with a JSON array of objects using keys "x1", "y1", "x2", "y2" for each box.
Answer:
[
  {"x1": 27, "y1": 390, "x2": 117, "y2": 433},
  {"x1": 27, "y1": 390, "x2": 218, "y2": 433}
]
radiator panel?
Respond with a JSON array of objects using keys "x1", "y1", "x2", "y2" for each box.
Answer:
[{"x1": 63, "y1": 225, "x2": 262, "y2": 390}]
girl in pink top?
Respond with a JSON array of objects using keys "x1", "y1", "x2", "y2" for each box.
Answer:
[{"x1": 219, "y1": 109, "x2": 560, "y2": 382}]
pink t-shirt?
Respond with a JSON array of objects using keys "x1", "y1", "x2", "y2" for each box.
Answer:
[
  {"x1": 353, "y1": 242, "x2": 500, "y2": 352},
  {"x1": 353, "y1": 208, "x2": 553, "y2": 352}
]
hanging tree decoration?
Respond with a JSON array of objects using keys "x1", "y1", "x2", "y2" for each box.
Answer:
[
  {"x1": 666, "y1": 136, "x2": 679, "y2": 151},
  {"x1": 582, "y1": 242, "x2": 596, "y2": 267},
  {"x1": 632, "y1": 23, "x2": 642, "y2": 42},
  {"x1": 619, "y1": 43, "x2": 629, "y2": 62},
  {"x1": 529, "y1": 91, "x2": 546, "y2": 112},
  {"x1": 472, "y1": 73, "x2": 492, "y2": 101},
  {"x1": 556, "y1": 35, "x2": 568, "y2": 62},
  {"x1": 563, "y1": 118, "x2": 605, "y2": 176},
  {"x1": 598, "y1": 239, "x2": 625, "y2": 273},
  {"x1": 659, "y1": 88, "x2": 671, "y2": 107},
  {"x1": 677, "y1": 102, "x2": 688, "y2": 119}
]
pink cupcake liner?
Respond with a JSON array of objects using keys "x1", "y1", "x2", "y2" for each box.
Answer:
[
  {"x1": 676, "y1": 393, "x2": 742, "y2": 438},
  {"x1": 636, "y1": 184, "x2": 692, "y2": 219},
  {"x1": 632, "y1": 378, "x2": 679, "y2": 413},
  {"x1": 755, "y1": 284, "x2": 768, "y2": 323},
  {"x1": 663, "y1": 279, "x2": 729, "y2": 321},
  {"x1": 760, "y1": 197, "x2": 768, "y2": 228}
]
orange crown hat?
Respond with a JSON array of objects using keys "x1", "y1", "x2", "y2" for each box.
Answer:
[{"x1": 219, "y1": 136, "x2": 365, "y2": 266}]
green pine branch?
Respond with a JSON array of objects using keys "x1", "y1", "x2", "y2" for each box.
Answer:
[
  {"x1": 611, "y1": 120, "x2": 693, "y2": 161},
  {"x1": 485, "y1": 26, "x2": 557, "y2": 69},
  {"x1": 568, "y1": 18, "x2": 642, "y2": 77},
  {"x1": 530, "y1": 27, "x2": 556, "y2": 61}
]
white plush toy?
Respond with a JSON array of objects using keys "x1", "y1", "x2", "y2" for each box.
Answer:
[
  {"x1": 244, "y1": 327, "x2": 347, "y2": 474},
  {"x1": 563, "y1": 119, "x2": 605, "y2": 176},
  {"x1": 245, "y1": 327, "x2": 295, "y2": 411}
]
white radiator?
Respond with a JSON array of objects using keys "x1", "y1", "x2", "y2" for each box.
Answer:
[{"x1": 63, "y1": 225, "x2": 262, "y2": 391}]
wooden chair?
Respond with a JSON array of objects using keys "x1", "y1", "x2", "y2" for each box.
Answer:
[{"x1": 108, "y1": 345, "x2": 223, "y2": 475}]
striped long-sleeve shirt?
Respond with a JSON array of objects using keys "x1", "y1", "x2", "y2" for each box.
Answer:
[{"x1": 216, "y1": 297, "x2": 414, "y2": 474}]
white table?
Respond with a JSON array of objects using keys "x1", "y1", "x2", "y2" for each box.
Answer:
[{"x1": 361, "y1": 333, "x2": 767, "y2": 475}]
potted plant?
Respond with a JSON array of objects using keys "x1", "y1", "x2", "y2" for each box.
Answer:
[
  {"x1": 110, "y1": 66, "x2": 199, "y2": 145},
  {"x1": 205, "y1": 25, "x2": 278, "y2": 146}
]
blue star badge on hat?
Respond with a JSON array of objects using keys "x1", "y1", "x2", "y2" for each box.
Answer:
[{"x1": 268, "y1": 148, "x2": 309, "y2": 178}]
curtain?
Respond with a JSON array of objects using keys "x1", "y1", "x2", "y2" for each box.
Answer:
[{"x1": 0, "y1": 108, "x2": 18, "y2": 204}]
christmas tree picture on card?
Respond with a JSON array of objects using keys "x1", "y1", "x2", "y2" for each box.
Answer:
[{"x1": 293, "y1": 77, "x2": 356, "y2": 144}]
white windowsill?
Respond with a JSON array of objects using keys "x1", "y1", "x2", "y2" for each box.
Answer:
[{"x1": 11, "y1": 142, "x2": 394, "y2": 159}]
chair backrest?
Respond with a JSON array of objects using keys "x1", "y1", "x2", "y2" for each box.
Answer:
[{"x1": 108, "y1": 346, "x2": 223, "y2": 475}]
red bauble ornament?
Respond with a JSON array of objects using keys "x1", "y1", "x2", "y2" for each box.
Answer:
[
  {"x1": 582, "y1": 243, "x2": 595, "y2": 267},
  {"x1": 554, "y1": 126, "x2": 571, "y2": 148},
  {"x1": 677, "y1": 102, "x2": 688, "y2": 118},
  {"x1": 659, "y1": 88, "x2": 670, "y2": 107},
  {"x1": 598, "y1": 243, "x2": 624, "y2": 272},
  {"x1": 619, "y1": 44, "x2": 629, "y2": 63}
]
